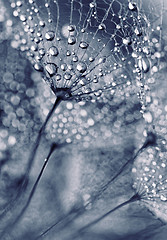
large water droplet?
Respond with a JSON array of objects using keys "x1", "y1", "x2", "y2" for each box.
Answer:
[
  {"x1": 138, "y1": 57, "x2": 150, "y2": 73},
  {"x1": 45, "y1": 63, "x2": 58, "y2": 76},
  {"x1": 48, "y1": 46, "x2": 59, "y2": 56},
  {"x1": 77, "y1": 62, "x2": 87, "y2": 73},
  {"x1": 68, "y1": 36, "x2": 76, "y2": 45},
  {"x1": 79, "y1": 41, "x2": 88, "y2": 49},
  {"x1": 128, "y1": 2, "x2": 137, "y2": 11},
  {"x1": 45, "y1": 31, "x2": 55, "y2": 41}
]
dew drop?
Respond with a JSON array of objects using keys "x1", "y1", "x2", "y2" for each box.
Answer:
[
  {"x1": 98, "y1": 23, "x2": 106, "y2": 30},
  {"x1": 45, "y1": 63, "x2": 58, "y2": 76},
  {"x1": 160, "y1": 195, "x2": 167, "y2": 201},
  {"x1": 45, "y1": 31, "x2": 55, "y2": 41},
  {"x1": 55, "y1": 74, "x2": 61, "y2": 81},
  {"x1": 123, "y1": 37, "x2": 132, "y2": 45},
  {"x1": 128, "y1": 2, "x2": 137, "y2": 11},
  {"x1": 61, "y1": 63, "x2": 67, "y2": 71},
  {"x1": 98, "y1": 57, "x2": 106, "y2": 64},
  {"x1": 138, "y1": 57, "x2": 150, "y2": 73},
  {"x1": 48, "y1": 46, "x2": 59, "y2": 56},
  {"x1": 90, "y1": 2, "x2": 96, "y2": 8},
  {"x1": 66, "y1": 50, "x2": 71, "y2": 56},
  {"x1": 39, "y1": 48, "x2": 45, "y2": 56},
  {"x1": 20, "y1": 14, "x2": 27, "y2": 22},
  {"x1": 64, "y1": 73, "x2": 72, "y2": 80},
  {"x1": 68, "y1": 36, "x2": 76, "y2": 45},
  {"x1": 134, "y1": 28, "x2": 142, "y2": 36},
  {"x1": 34, "y1": 63, "x2": 43, "y2": 72},
  {"x1": 77, "y1": 62, "x2": 87, "y2": 73},
  {"x1": 79, "y1": 41, "x2": 88, "y2": 49},
  {"x1": 31, "y1": 45, "x2": 37, "y2": 51},
  {"x1": 68, "y1": 25, "x2": 75, "y2": 32},
  {"x1": 39, "y1": 20, "x2": 45, "y2": 27},
  {"x1": 73, "y1": 56, "x2": 78, "y2": 62},
  {"x1": 89, "y1": 57, "x2": 94, "y2": 62}
]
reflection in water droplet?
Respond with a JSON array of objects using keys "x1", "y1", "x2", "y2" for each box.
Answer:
[
  {"x1": 45, "y1": 63, "x2": 58, "y2": 76},
  {"x1": 48, "y1": 46, "x2": 59, "y2": 56}
]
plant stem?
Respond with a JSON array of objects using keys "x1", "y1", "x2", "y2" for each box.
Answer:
[{"x1": 69, "y1": 194, "x2": 140, "y2": 240}]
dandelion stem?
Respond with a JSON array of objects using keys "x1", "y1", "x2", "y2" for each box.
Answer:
[{"x1": 67, "y1": 194, "x2": 140, "y2": 240}]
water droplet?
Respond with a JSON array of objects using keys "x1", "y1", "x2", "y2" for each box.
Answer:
[
  {"x1": 64, "y1": 73, "x2": 72, "y2": 80},
  {"x1": 45, "y1": 31, "x2": 55, "y2": 41},
  {"x1": 123, "y1": 37, "x2": 132, "y2": 45},
  {"x1": 134, "y1": 28, "x2": 142, "y2": 36},
  {"x1": 90, "y1": 2, "x2": 96, "y2": 8},
  {"x1": 20, "y1": 15, "x2": 27, "y2": 22},
  {"x1": 16, "y1": 1, "x2": 22, "y2": 7},
  {"x1": 34, "y1": 63, "x2": 43, "y2": 72},
  {"x1": 98, "y1": 23, "x2": 106, "y2": 30},
  {"x1": 61, "y1": 63, "x2": 67, "y2": 71},
  {"x1": 31, "y1": 45, "x2": 37, "y2": 51},
  {"x1": 79, "y1": 41, "x2": 88, "y2": 49},
  {"x1": 89, "y1": 57, "x2": 94, "y2": 62},
  {"x1": 66, "y1": 50, "x2": 71, "y2": 56},
  {"x1": 68, "y1": 25, "x2": 75, "y2": 32},
  {"x1": 77, "y1": 62, "x2": 87, "y2": 73},
  {"x1": 55, "y1": 74, "x2": 61, "y2": 81},
  {"x1": 45, "y1": 63, "x2": 58, "y2": 76},
  {"x1": 39, "y1": 20, "x2": 45, "y2": 27},
  {"x1": 138, "y1": 57, "x2": 150, "y2": 73},
  {"x1": 98, "y1": 57, "x2": 106, "y2": 64},
  {"x1": 48, "y1": 46, "x2": 59, "y2": 56},
  {"x1": 73, "y1": 56, "x2": 78, "y2": 62},
  {"x1": 128, "y1": 2, "x2": 137, "y2": 11},
  {"x1": 39, "y1": 48, "x2": 45, "y2": 56},
  {"x1": 160, "y1": 195, "x2": 167, "y2": 201},
  {"x1": 68, "y1": 36, "x2": 76, "y2": 45}
]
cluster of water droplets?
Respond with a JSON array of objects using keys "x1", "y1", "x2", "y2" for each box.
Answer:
[{"x1": 8, "y1": 0, "x2": 156, "y2": 103}]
